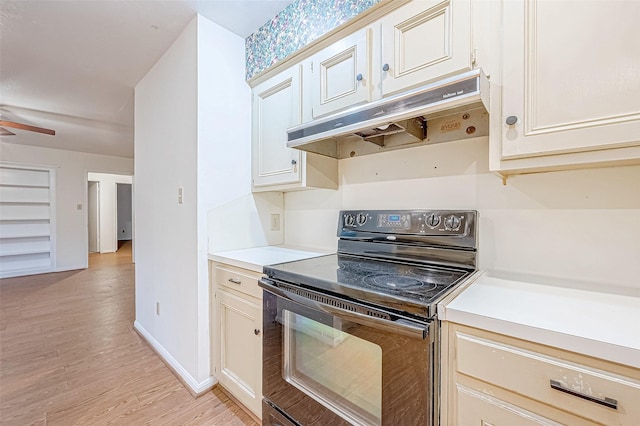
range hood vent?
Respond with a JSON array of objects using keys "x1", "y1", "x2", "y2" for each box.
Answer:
[{"x1": 287, "y1": 69, "x2": 489, "y2": 159}]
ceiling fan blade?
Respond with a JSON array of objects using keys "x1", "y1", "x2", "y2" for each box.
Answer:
[
  {"x1": 0, "y1": 127, "x2": 16, "y2": 136},
  {"x1": 0, "y1": 120, "x2": 55, "y2": 135}
]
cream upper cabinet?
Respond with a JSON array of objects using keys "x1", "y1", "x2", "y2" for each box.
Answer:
[
  {"x1": 310, "y1": 27, "x2": 372, "y2": 118},
  {"x1": 444, "y1": 323, "x2": 640, "y2": 426},
  {"x1": 211, "y1": 263, "x2": 263, "y2": 419},
  {"x1": 491, "y1": 0, "x2": 640, "y2": 173},
  {"x1": 379, "y1": 0, "x2": 472, "y2": 97},
  {"x1": 252, "y1": 65, "x2": 338, "y2": 192},
  {"x1": 305, "y1": 0, "x2": 473, "y2": 119},
  {"x1": 252, "y1": 65, "x2": 302, "y2": 189}
]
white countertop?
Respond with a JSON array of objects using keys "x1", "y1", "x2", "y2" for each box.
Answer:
[
  {"x1": 208, "y1": 245, "x2": 331, "y2": 273},
  {"x1": 440, "y1": 270, "x2": 640, "y2": 369}
]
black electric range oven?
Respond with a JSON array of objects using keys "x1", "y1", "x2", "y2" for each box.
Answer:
[{"x1": 260, "y1": 210, "x2": 479, "y2": 426}]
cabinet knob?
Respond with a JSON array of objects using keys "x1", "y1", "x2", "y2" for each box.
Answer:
[
  {"x1": 254, "y1": 329, "x2": 260, "y2": 335},
  {"x1": 356, "y1": 73, "x2": 363, "y2": 82},
  {"x1": 382, "y1": 63, "x2": 390, "y2": 72},
  {"x1": 505, "y1": 116, "x2": 518, "y2": 125},
  {"x1": 291, "y1": 159, "x2": 297, "y2": 165}
]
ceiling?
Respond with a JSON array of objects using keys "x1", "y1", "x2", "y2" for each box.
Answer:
[{"x1": 0, "y1": 0, "x2": 293, "y2": 158}]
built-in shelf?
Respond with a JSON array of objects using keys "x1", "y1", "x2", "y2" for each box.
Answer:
[
  {"x1": 0, "y1": 233, "x2": 51, "y2": 239},
  {"x1": 0, "y1": 201, "x2": 51, "y2": 205},
  {"x1": 0, "y1": 249, "x2": 51, "y2": 257},
  {"x1": 0, "y1": 164, "x2": 55, "y2": 278},
  {"x1": 0, "y1": 184, "x2": 50, "y2": 189}
]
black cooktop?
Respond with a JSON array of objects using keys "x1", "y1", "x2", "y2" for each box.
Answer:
[{"x1": 263, "y1": 254, "x2": 470, "y2": 319}]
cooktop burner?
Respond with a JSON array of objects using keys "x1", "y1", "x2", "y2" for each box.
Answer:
[
  {"x1": 263, "y1": 253, "x2": 470, "y2": 318},
  {"x1": 363, "y1": 274, "x2": 435, "y2": 291}
]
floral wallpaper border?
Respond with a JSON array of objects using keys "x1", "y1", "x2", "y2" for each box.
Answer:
[{"x1": 245, "y1": 0, "x2": 382, "y2": 80}]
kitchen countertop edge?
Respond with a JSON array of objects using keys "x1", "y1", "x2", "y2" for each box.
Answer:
[
  {"x1": 440, "y1": 271, "x2": 640, "y2": 369},
  {"x1": 208, "y1": 245, "x2": 332, "y2": 273}
]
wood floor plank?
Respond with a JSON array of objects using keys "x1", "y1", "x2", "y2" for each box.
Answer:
[{"x1": 0, "y1": 242, "x2": 258, "y2": 426}]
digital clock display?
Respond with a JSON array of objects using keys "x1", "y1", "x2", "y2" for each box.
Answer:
[{"x1": 388, "y1": 215, "x2": 400, "y2": 222}]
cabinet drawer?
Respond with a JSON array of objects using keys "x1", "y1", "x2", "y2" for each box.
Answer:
[
  {"x1": 456, "y1": 384, "x2": 563, "y2": 426},
  {"x1": 215, "y1": 265, "x2": 263, "y2": 299},
  {"x1": 455, "y1": 331, "x2": 640, "y2": 425}
]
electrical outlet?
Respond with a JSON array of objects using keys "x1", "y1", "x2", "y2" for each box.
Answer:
[
  {"x1": 177, "y1": 187, "x2": 183, "y2": 204},
  {"x1": 270, "y1": 214, "x2": 281, "y2": 231},
  {"x1": 156, "y1": 302, "x2": 160, "y2": 316}
]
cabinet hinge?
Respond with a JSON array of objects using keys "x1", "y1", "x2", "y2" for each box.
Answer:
[
  {"x1": 310, "y1": 62, "x2": 313, "y2": 73},
  {"x1": 471, "y1": 48, "x2": 477, "y2": 67}
]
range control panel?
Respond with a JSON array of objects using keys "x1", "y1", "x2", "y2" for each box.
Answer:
[{"x1": 339, "y1": 210, "x2": 476, "y2": 236}]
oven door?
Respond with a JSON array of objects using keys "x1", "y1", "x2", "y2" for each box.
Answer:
[{"x1": 260, "y1": 278, "x2": 435, "y2": 426}]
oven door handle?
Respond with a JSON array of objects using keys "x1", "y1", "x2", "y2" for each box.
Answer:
[{"x1": 260, "y1": 278, "x2": 430, "y2": 340}]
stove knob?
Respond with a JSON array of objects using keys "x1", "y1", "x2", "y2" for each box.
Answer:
[
  {"x1": 356, "y1": 213, "x2": 368, "y2": 225},
  {"x1": 444, "y1": 215, "x2": 462, "y2": 231},
  {"x1": 344, "y1": 214, "x2": 356, "y2": 227},
  {"x1": 425, "y1": 213, "x2": 441, "y2": 228}
]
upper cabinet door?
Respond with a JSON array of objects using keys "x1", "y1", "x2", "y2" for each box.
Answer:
[
  {"x1": 310, "y1": 28, "x2": 372, "y2": 118},
  {"x1": 499, "y1": 0, "x2": 640, "y2": 160},
  {"x1": 252, "y1": 65, "x2": 302, "y2": 189},
  {"x1": 379, "y1": 0, "x2": 472, "y2": 97}
]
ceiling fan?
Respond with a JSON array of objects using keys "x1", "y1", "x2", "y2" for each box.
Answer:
[{"x1": 0, "y1": 119, "x2": 55, "y2": 136}]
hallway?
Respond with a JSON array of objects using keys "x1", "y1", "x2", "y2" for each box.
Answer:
[{"x1": 0, "y1": 245, "x2": 256, "y2": 425}]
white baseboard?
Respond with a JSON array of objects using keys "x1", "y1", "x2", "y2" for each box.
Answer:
[
  {"x1": 133, "y1": 320, "x2": 217, "y2": 396},
  {"x1": 0, "y1": 266, "x2": 53, "y2": 279},
  {"x1": 55, "y1": 265, "x2": 86, "y2": 273}
]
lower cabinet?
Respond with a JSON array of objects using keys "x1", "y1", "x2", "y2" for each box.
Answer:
[
  {"x1": 456, "y1": 384, "x2": 562, "y2": 426},
  {"x1": 210, "y1": 262, "x2": 263, "y2": 419},
  {"x1": 444, "y1": 323, "x2": 640, "y2": 426}
]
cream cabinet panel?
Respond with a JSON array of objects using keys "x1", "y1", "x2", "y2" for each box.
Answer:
[
  {"x1": 252, "y1": 66, "x2": 338, "y2": 192},
  {"x1": 311, "y1": 28, "x2": 372, "y2": 118},
  {"x1": 493, "y1": 0, "x2": 640, "y2": 171},
  {"x1": 379, "y1": 0, "x2": 472, "y2": 96},
  {"x1": 211, "y1": 262, "x2": 263, "y2": 419},
  {"x1": 215, "y1": 289, "x2": 262, "y2": 417},
  {"x1": 252, "y1": 65, "x2": 302, "y2": 189},
  {"x1": 446, "y1": 324, "x2": 640, "y2": 426},
  {"x1": 456, "y1": 384, "x2": 561, "y2": 426}
]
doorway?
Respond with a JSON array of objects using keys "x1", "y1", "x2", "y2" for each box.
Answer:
[
  {"x1": 86, "y1": 172, "x2": 133, "y2": 262},
  {"x1": 116, "y1": 183, "x2": 132, "y2": 250}
]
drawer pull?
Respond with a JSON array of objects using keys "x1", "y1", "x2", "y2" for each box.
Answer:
[
  {"x1": 228, "y1": 278, "x2": 242, "y2": 285},
  {"x1": 549, "y1": 379, "x2": 618, "y2": 410}
]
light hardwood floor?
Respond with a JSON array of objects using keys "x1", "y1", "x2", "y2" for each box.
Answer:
[{"x1": 0, "y1": 242, "x2": 258, "y2": 425}]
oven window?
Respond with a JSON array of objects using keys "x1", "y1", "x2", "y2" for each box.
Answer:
[{"x1": 282, "y1": 310, "x2": 382, "y2": 426}]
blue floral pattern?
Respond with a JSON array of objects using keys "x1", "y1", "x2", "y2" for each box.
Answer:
[{"x1": 246, "y1": 0, "x2": 382, "y2": 80}]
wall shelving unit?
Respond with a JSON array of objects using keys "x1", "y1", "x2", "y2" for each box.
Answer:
[{"x1": 0, "y1": 164, "x2": 56, "y2": 278}]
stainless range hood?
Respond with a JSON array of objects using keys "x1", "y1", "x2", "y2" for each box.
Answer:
[{"x1": 287, "y1": 69, "x2": 489, "y2": 159}]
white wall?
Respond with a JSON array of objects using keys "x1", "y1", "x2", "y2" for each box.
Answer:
[
  {"x1": 195, "y1": 15, "x2": 258, "y2": 380},
  {"x1": 0, "y1": 142, "x2": 133, "y2": 270},
  {"x1": 207, "y1": 192, "x2": 284, "y2": 253},
  {"x1": 135, "y1": 15, "x2": 250, "y2": 391},
  {"x1": 284, "y1": 138, "x2": 640, "y2": 290},
  {"x1": 135, "y1": 16, "x2": 199, "y2": 389},
  {"x1": 87, "y1": 172, "x2": 133, "y2": 252}
]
